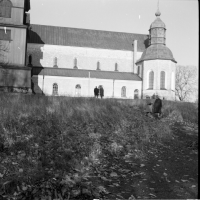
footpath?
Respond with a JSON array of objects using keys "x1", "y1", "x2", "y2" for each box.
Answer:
[{"x1": 94, "y1": 122, "x2": 198, "y2": 199}]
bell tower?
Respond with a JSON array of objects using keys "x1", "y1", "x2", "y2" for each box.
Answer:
[
  {"x1": 0, "y1": 0, "x2": 31, "y2": 92},
  {"x1": 149, "y1": 1, "x2": 166, "y2": 46},
  {"x1": 136, "y1": 0, "x2": 177, "y2": 100}
]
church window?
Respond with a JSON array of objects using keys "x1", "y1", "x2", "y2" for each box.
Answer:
[
  {"x1": 121, "y1": 86, "x2": 126, "y2": 97},
  {"x1": 134, "y1": 89, "x2": 139, "y2": 99},
  {"x1": 97, "y1": 61, "x2": 100, "y2": 70},
  {"x1": 74, "y1": 58, "x2": 78, "y2": 69},
  {"x1": 53, "y1": 57, "x2": 58, "y2": 68},
  {"x1": 149, "y1": 71, "x2": 154, "y2": 89},
  {"x1": 0, "y1": 29, "x2": 11, "y2": 41},
  {"x1": 160, "y1": 71, "x2": 165, "y2": 89},
  {"x1": 171, "y1": 72, "x2": 175, "y2": 90},
  {"x1": 52, "y1": 83, "x2": 58, "y2": 95},
  {"x1": 75, "y1": 84, "x2": 81, "y2": 96},
  {"x1": 115, "y1": 63, "x2": 118, "y2": 71},
  {"x1": 0, "y1": 0, "x2": 12, "y2": 18},
  {"x1": 28, "y1": 54, "x2": 32, "y2": 65}
]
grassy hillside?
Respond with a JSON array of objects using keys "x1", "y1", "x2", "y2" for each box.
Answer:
[{"x1": 0, "y1": 94, "x2": 198, "y2": 199}]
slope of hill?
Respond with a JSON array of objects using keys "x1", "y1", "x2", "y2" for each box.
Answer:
[{"x1": 0, "y1": 94, "x2": 198, "y2": 199}]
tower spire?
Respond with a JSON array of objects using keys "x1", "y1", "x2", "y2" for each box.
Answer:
[{"x1": 155, "y1": 0, "x2": 161, "y2": 17}]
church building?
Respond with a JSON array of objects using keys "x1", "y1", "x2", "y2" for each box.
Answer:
[{"x1": 0, "y1": 0, "x2": 177, "y2": 100}]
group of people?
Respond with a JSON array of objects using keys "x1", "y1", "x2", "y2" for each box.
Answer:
[
  {"x1": 145, "y1": 95, "x2": 162, "y2": 119},
  {"x1": 94, "y1": 86, "x2": 104, "y2": 99},
  {"x1": 94, "y1": 88, "x2": 162, "y2": 118}
]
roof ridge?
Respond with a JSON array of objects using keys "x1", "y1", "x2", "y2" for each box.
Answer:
[{"x1": 30, "y1": 24, "x2": 147, "y2": 36}]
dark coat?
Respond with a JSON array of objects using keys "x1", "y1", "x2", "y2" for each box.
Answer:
[
  {"x1": 153, "y1": 98, "x2": 162, "y2": 114},
  {"x1": 94, "y1": 88, "x2": 99, "y2": 96},
  {"x1": 100, "y1": 87, "x2": 104, "y2": 97}
]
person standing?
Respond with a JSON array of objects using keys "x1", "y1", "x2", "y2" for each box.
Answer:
[
  {"x1": 99, "y1": 86, "x2": 104, "y2": 99},
  {"x1": 145, "y1": 95, "x2": 153, "y2": 117},
  {"x1": 94, "y1": 86, "x2": 99, "y2": 98},
  {"x1": 153, "y1": 95, "x2": 162, "y2": 119}
]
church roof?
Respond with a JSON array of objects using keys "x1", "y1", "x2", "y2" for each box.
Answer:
[
  {"x1": 28, "y1": 24, "x2": 148, "y2": 52},
  {"x1": 32, "y1": 67, "x2": 142, "y2": 81},
  {"x1": 136, "y1": 44, "x2": 177, "y2": 63}
]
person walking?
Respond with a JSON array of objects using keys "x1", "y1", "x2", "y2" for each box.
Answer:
[
  {"x1": 94, "y1": 86, "x2": 99, "y2": 98},
  {"x1": 99, "y1": 86, "x2": 104, "y2": 99},
  {"x1": 153, "y1": 95, "x2": 162, "y2": 119}
]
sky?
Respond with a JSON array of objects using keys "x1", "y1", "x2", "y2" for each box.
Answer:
[{"x1": 28, "y1": 0, "x2": 199, "y2": 68}]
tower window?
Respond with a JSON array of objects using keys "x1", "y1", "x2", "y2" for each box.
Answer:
[
  {"x1": 137, "y1": 65, "x2": 140, "y2": 75},
  {"x1": 121, "y1": 86, "x2": 126, "y2": 97},
  {"x1": 160, "y1": 71, "x2": 166, "y2": 89},
  {"x1": 74, "y1": 58, "x2": 78, "y2": 69},
  {"x1": 97, "y1": 61, "x2": 100, "y2": 70},
  {"x1": 0, "y1": 0, "x2": 12, "y2": 18},
  {"x1": 149, "y1": 71, "x2": 154, "y2": 89},
  {"x1": 28, "y1": 55, "x2": 32, "y2": 65},
  {"x1": 52, "y1": 83, "x2": 58, "y2": 95},
  {"x1": 53, "y1": 57, "x2": 58, "y2": 68},
  {"x1": 171, "y1": 72, "x2": 175, "y2": 90},
  {"x1": 115, "y1": 63, "x2": 118, "y2": 71}
]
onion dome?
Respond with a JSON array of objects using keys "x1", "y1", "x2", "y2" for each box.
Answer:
[
  {"x1": 150, "y1": 10, "x2": 166, "y2": 29},
  {"x1": 149, "y1": 9, "x2": 166, "y2": 46},
  {"x1": 136, "y1": 7, "x2": 177, "y2": 64},
  {"x1": 136, "y1": 44, "x2": 177, "y2": 63}
]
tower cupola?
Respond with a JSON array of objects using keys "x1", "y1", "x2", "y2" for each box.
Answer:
[
  {"x1": 149, "y1": 8, "x2": 166, "y2": 45},
  {"x1": 136, "y1": 3, "x2": 177, "y2": 64}
]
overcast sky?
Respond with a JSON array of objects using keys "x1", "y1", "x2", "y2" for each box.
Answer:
[{"x1": 28, "y1": 0, "x2": 199, "y2": 67}]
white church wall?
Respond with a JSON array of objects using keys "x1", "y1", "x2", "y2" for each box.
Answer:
[
  {"x1": 27, "y1": 44, "x2": 142, "y2": 73},
  {"x1": 33, "y1": 75, "x2": 142, "y2": 99},
  {"x1": 142, "y1": 59, "x2": 176, "y2": 100},
  {"x1": 114, "y1": 80, "x2": 142, "y2": 99}
]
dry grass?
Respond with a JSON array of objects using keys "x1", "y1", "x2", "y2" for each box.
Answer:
[{"x1": 0, "y1": 94, "x2": 198, "y2": 199}]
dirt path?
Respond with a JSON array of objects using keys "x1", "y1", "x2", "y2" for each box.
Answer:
[{"x1": 96, "y1": 122, "x2": 198, "y2": 199}]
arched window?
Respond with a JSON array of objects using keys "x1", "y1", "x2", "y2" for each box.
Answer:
[
  {"x1": 149, "y1": 71, "x2": 154, "y2": 89},
  {"x1": 52, "y1": 83, "x2": 58, "y2": 95},
  {"x1": 28, "y1": 55, "x2": 32, "y2": 65},
  {"x1": 134, "y1": 89, "x2": 139, "y2": 99},
  {"x1": 53, "y1": 57, "x2": 58, "y2": 68},
  {"x1": 160, "y1": 71, "x2": 165, "y2": 89},
  {"x1": 75, "y1": 84, "x2": 81, "y2": 96},
  {"x1": 121, "y1": 86, "x2": 126, "y2": 97},
  {"x1": 171, "y1": 72, "x2": 175, "y2": 91},
  {"x1": 74, "y1": 58, "x2": 78, "y2": 69},
  {"x1": 97, "y1": 61, "x2": 100, "y2": 70},
  {"x1": 115, "y1": 63, "x2": 118, "y2": 71},
  {"x1": 0, "y1": 0, "x2": 12, "y2": 18}
]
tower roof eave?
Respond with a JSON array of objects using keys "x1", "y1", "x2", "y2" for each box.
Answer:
[{"x1": 136, "y1": 45, "x2": 177, "y2": 64}]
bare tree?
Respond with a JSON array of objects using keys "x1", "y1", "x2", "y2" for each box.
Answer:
[{"x1": 175, "y1": 65, "x2": 198, "y2": 102}]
